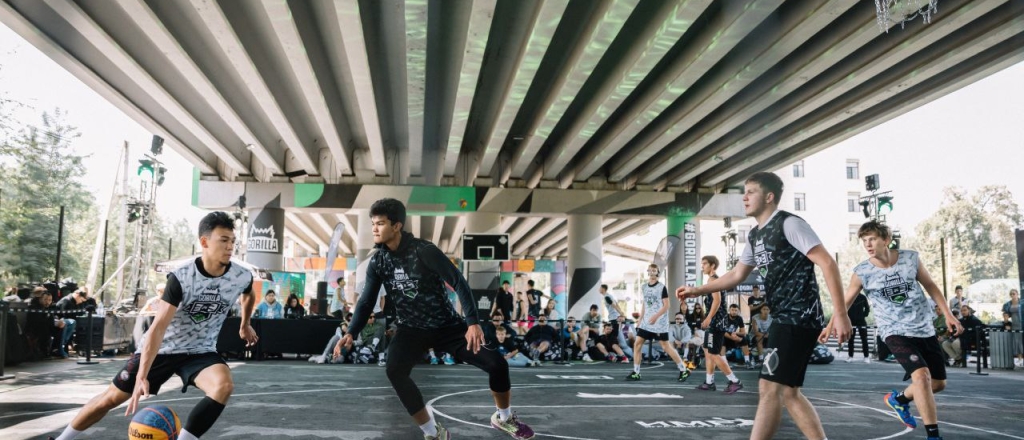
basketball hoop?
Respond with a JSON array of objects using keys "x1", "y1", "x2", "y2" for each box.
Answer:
[{"x1": 875, "y1": 0, "x2": 938, "y2": 33}]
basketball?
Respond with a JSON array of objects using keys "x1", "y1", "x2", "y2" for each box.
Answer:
[{"x1": 128, "y1": 405, "x2": 180, "y2": 440}]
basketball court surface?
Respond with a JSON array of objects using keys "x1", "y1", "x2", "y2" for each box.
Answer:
[{"x1": 2, "y1": 355, "x2": 1021, "y2": 439}]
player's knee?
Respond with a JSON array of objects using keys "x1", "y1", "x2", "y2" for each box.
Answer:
[
  {"x1": 385, "y1": 363, "x2": 409, "y2": 382},
  {"x1": 931, "y1": 380, "x2": 946, "y2": 393},
  {"x1": 208, "y1": 379, "x2": 234, "y2": 401}
]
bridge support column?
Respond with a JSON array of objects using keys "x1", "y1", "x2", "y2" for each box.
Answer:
[{"x1": 567, "y1": 214, "x2": 603, "y2": 319}]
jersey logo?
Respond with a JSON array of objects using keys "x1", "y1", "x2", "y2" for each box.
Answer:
[
  {"x1": 753, "y1": 238, "x2": 773, "y2": 276},
  {"x1": 879, "y1": 272, "x2": 915, "y2": 305},
  {"x1": 184, "y1": 290, "x2": 229, "y2": 324},
  {"x1": 390, "y1": 267, "x2": 418, "y2": 298}
]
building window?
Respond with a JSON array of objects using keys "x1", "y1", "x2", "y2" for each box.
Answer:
[
  {"x1": 846, "y1": 159, "x2": 859, "y2": 180},
  {"x1": 737, "y1": 225, "x2": 750, "y2": 243},
  {"x1": 794, "y1": 193, "x2": 806, "y2": 211},
  {"x1": 793, "y1": 160, "x2": 805, "y2": 178},
  {"x1": 849, "y1": 225, "x2": 861, "y2": 241},
  {"x1": 847, "y1": 192, "x2": 860, "y2": 213}
]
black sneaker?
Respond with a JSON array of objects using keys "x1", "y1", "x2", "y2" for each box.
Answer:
[
  {"x1": 678, "y1": 370, "x2": 690, "y2": 382},
  {"x1": 696, "y1": 382, "x2": 716, "y2": 391},
  {"x1": 626, "y1": 371, "x2": 642, "y2": 381}
]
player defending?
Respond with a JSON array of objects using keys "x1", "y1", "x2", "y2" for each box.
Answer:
[
  {"x1": 338, "y1": 198, "x2": 534, "y2": 440},
  {"x1": 677, "y1": 171, "x2": 851, "y2": 440},
  {"x1": 824, "y1": 221, "x2": 961, "y2": 440},
  {"x1": 52, "y1": 212, "x2": 258, "y2": 440},
  {"x1": 626, "y1": 263, "x2": 691, "y2": 382}
]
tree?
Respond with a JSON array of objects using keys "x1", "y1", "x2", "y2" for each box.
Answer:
[
  {"x1": 0, "y1": 109, "x2": 95, "y2": 283},
  {"x1": 915, "y1": 186, "x2": 1023, "y2": 289}
]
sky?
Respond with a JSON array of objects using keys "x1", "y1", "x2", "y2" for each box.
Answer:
[{"x1": 2, "y1": 20, "x2": 1022, "y2": 259}]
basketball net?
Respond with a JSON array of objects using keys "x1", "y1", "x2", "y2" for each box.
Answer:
[{"x1": 875, "y1": 0, "x2": 939, "y2": 33}]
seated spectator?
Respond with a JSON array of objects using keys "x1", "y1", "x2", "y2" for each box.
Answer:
[
  {"x1": 942, "y1": 305, "x2": 985, "y2": 367},
  {"x1": 353, "y1": 314, "x2": 385, "y2": 363},
  {"x1": 310, "y1": 321, "x2": 349, "y2": 364},
  {"x1": 669, "y1": 313, "x2": 692, "y2": 360},
  {"x1": 559, "y1": 316, "x2": 583, "y2": 359},
  {"x1": 25, "y1": 289, "x2": 75, "y2": 358},
  {"x1": 255, "y1": 290, "x2": 283, "y2": 319},
  {"x1": 542, "y1": 299, "x2": 560, "y2": 323},
  {"x1": 595, "y1": 321, "x2": 629, "y2": 363},
  {"x1": 525, "y1": 315, "x2": 558, "y2": 362},
  {"x1": 578, "y1": 304, "x2": 603, "y2": 350},
  {"x1": 750, "y1": 305, "x2": 772, "y2": 364},
  {"x1": 283, "y1": 293, "x2": 306, "y2": 319},
  {"x1": 493, "y1": 326, "x2": 535, "y2": 367},
  {"x1": 616, "y1": 315, "x2": 635, "y2": 357},
  {"x1": 483, "y1": 312, "x2": 517, "y2": 343},
  {"x1": 55, "y1": 287, "x2": 95, "y2": 313},
  {"x1": 723, "y1": 304, "x2": 754, "y2": 368}
]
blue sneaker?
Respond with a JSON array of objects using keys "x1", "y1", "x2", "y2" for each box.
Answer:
[
  {"x1": 443, "y1": 354, "x2": 455, "y2": 365},
  {"x1": 884, "y1": 390, "x2": 917, "y2": 428}
]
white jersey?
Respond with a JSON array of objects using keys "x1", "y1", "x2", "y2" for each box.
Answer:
[
  {"x1": 638, "y1": 281, "x2": 670, "y2": 334},
  {"x1": 144, "y1": 258, "x2": 253, "y2": 355},
  {"x1": 853, "y1": 250, "x2": 935, "y2": 341}
]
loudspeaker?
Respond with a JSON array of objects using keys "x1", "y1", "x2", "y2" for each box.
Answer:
[{"x1": 315, "y1": 281, "x2": 328, "y2": 316}]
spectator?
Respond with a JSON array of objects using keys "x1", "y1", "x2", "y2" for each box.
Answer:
[
  {"x1": 723, "y1": 304, "x2": 754, "y2": 369},
  {"x1": 595, "y1": 321, "x2": 629, "y2": 362},
  {"x1": 541, "y1": 299, "x2": 559, "y2": 323},
  {"x1": 524, "y1": 315, "x2": 557, "y2": 362},
  {"x1": 1001, "y1": 289, "x2": 1022, "y2": 366},
  {"x1": 932, "y1": 302, "x2": 948, "y2": 341},
  {"x1": 490, "y1": 280, "x2": 514, "y2": 322},
  {"x1": 578, "y1": 304, "x2": 603, "y2": 352},
  {"x1": 615, "y1": 315, "x2": 635, "y2": 358},
  {"x1": 525, "y1": 279, "x2": 551, "y2": 322},
  {"x1": 601, "y1": 284, "x2": 625, "y2": 338},
  {"x1": 750, "y1": 305, "x2": 772, "y2": 364},
  {"x1": 353, "y1": 314, "x2": 385, "y2": 363},
  {"x1": 283, "y1": 293, "x2": 306, "y2": 319},
  {"x1": 483, "y1": 312, "x2": 516, "y2": 343},
  {"x1": 846, "y1": 292, "x2": 872, "y2": 363},
  {"x1": 493, "y1": 325, "x2": 535, "y2": 367},
  {"x1": 513, "y1": 291, "x2": 530, "y2": 335},
  {"x1": 941, "y1": 306, "x2": 984, "y2": 367},
  {"x1": 255, "y1": 290, "x2": 282, "y2": 319},
  {"x1": 310, "y1": 321, "x2": 348, "y2": 364},
  {"x1": 949, "y1": 285, "x2": 968, "y2": 319},
  {"x1": 559, "y1": 316, "x2": 583, "y2": 359},
  {"x1": 669, "y1": 313, "x2": 692, "y2": 360},
  {"x1": 26, "y1": 290, "x2": 74, "y2": 358},
  {"x1": 746, "y1": 285, "x2": 766, "y2": 318},
  {"x1": 56, "y1": 287, "x2": 95, "y2": 313},
  {"x1": 686, "y1": 302, "x2": 706, "y2": 366},
  {"x1": 330, "y1": 276, "x2": 349, "y2": 319}
]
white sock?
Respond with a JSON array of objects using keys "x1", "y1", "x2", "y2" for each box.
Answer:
[
  {"x1": 56, "y1": 426, "x2": 82, "y2": 440},
  {"x1": 683, "y1": 348, "x2": 689, "y2": 358},
  {"x1": 744, "y1": 354, "x2": 750, "y2": 362},
  {"x1": 677, "y1": 362, "x2": 686, "y2": 371},
  {"x1": 633, "y1": 364, "x2": 641, "y2": 374},
  {"x1": 727, "y1": 373, "x2": 739, "y2": 383},
  {"x1": 497, "y1": 406, "x2": 512, "y2": 421},
  {"x1": 706, "y1": 373, "x2": 714, "y2": 384},
  {"x1": 420, "y1": 413, "x2": 438, "y2": 436},
  {"x1": 178, "y1": 429, "x2": 200, "y2": 440}
]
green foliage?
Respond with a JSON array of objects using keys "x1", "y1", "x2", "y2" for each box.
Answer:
[{"x1": 915, "y1": 186, "x2": 1022, "y2": 288}]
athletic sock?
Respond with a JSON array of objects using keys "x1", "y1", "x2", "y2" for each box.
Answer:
[
  {"x1": 676, "y1": 362, "x2": 686, "y2": 371},
  {"x1": 744, "y1": 354, "x2": 750, "y2": 363},
  {"x1": 178, "y1": 430, "x2": 199, "y2": 440},
  {"x1": 55, "y1": 426, "x2": 82, "y2": 440},
  {"x1": 726, "y1": 373, "x2": 739, "y2": 383},
  {"x1": 895, "y1": 392, "x2": 912, "y2": 405},
  {"x1": 705, "y1": 373, "x2": 714, "y2": 384},
  {"x1": 683, "y1": 348, "x2": 689, "y2": 358},
  {"x1": 184, "y1": 397, "x2": 226, "y2": 437},
  {"x1": 925, "y1": 424, "x2": 940, "y2": 438},
  {"x1": 420, "y1": 419, "x2": 438, "y2": 437},
  {"x1": 497, "y1": 406, "x2": 511, "y2": 421},
  {"x1": 633, "y1": 364, "x2": 641, "y2": 374}
]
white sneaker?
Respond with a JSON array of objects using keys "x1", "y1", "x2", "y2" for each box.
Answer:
[
  {"x1": 864, "y1": 357, "x2": 871, "y2": 364},
  {"x1": 582, "y1": 354, "x2": 592, "y2": 362},
  {"x1": 845, "y1": 357, "x2": 853, "y2": 363},
  {"x1": 309, "y1": 355, "x2": 326, "y2": 364}
]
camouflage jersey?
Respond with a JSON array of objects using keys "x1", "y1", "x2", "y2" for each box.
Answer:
[
  {"x1": 149, "y1": 258, "x2": 253, "y2": 354},
  {"x1": 348, "y1": 231, "x2": 478, "y2": 336},
  {"x1": 741, "y1": 211, "x2": 825, "y2": 329},
  {"x1": 854, "y1": 250, "x2": 935, "y2": 340}
]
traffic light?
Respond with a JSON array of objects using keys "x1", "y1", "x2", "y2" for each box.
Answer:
[
  {"x1": 878, "y1": 195, "x2": 894, "y2": 214},
  {"x1": 137, "y1": 159, "x2": 155, "y2": 179},
  {"x1": 865, "y1": 174, "x2": 880, "y2": 192},
  {"x1": 889, "y1": 230, "x2": 901, "y2": 249}
]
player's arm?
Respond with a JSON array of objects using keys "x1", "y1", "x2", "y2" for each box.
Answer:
[
  {"x1": 347, "y1": 257, "x2": 383, "y2": 338},
  {"x1": 917, "y1": 259, "x2": 962, "y2": 336},
  {"x1": 238, "y1": 275, "x2": 258, "y2": 346},
  {"x1": 126, "y1": 274, "x2": 182, "y2": 416},
  {"x1": 806, "y1": 244, "x2": 851, "y2": 342},
  {"x1": 677, "y1": 263, "x2": 753, "y2": 299}
]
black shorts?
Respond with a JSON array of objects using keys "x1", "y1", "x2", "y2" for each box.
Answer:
[
  {"x1": 636, "y1": 328, "x2": 668, "y2": 341},
  {"x1": 703, "y1": 330, "x2": 725, "y2": 353},
  {"x1": 112, "y1": 352, "x2": 226, "y2": 394},
  {"x1": 724, "y1": 334, "x2": 751, "y2": 349},
  {"x1": 760, "y1": 324, "x2": 820, "y2": 387},
  {"x1": 884, "y1": 335, "x2": 947, "y2": 382}
]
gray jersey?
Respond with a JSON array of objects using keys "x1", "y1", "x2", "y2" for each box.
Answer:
[
  {"x1": 146, "y1": 258, "x2": 253, "y2": 354},
  {"x1": 853, "y1": 250, "x2": 934, "y2": 340},
  {"x1": 638, "y1": 281, "x2": 670, "y2": 334},
  {"x1": 603, "y1": 292, "x2": 621, "y2": 321}
]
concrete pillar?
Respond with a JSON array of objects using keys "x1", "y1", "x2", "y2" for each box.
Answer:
[
  {"x1": 567, "y1": 214, "x2": 603, "y2": 319},
  {"x1": 667, "y1": 216, "x2": 700, "y2": 315},
  {"x1": 245, "y1": 207, "x2": 284, "y2": 271},
  {"x1": 354, "y1": 210, "x2": 373, "y2": 304},
  {"x1": 466, "y1": 212, "x2": 502, "y2": 291}
]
